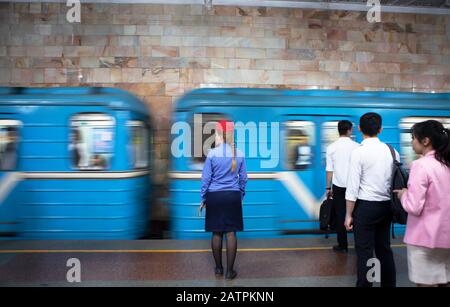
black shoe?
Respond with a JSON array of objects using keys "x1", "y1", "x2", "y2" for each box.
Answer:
[
  {"x1": 225, "y1": 270, "x2": 237, "y2": 280},
  {"x1": 214, "y1": 267, "x2": 224, "y2": 275},
  {"x1": 333, "y1": 245, "x2": 348, "y2": 253}
]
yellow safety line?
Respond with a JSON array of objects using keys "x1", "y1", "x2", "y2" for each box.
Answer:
[{"x1": 0, "y1": 244, "x2": 406, "y2": 254}]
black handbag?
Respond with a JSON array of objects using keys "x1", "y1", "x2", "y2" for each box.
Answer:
[
  {"x1": 319, "y1": 197, "x2": 335, "y2": 236},
  {"x1": 387, "y1": 144, "x2": 409, "y2": 225}
]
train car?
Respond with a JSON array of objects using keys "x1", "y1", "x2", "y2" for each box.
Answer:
[
  {"x1": 0, "y1": 87, "x2": 152, "y2": 239},
  {"x1": 169, "y1": 88, "x2": 450, "y2": 239}
]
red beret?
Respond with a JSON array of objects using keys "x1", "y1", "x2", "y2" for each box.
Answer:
[{"x1": 215, "y1": 119, "x2": 234, "y2": 132}]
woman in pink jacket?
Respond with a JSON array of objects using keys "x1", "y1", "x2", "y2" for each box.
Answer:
[{"x1": 395, "y1": 120, "x2": 450, "y2": 287}]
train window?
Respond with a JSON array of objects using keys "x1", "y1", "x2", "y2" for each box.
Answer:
[
  {"x1": 284, "y1": 121, "x2": 315, "y2": 170},
  {"x1": 321, "y1": 121, "x2": 356, "y2": 166},
  {"x1": 190, "y1": 113, "x2": 226, "y2": 169},
  {"x1": 70, "y1": 114, "x2": 115, "y2": 170},
  {"x1": 0, "y1": 120, "x2": 20, "y2": 171},
  {"x1": 400, "y1": 117, "x2": 450, "y2": 169},
  {"x1": 128, "y1": 121, "x2": 149, "y2": 169}
]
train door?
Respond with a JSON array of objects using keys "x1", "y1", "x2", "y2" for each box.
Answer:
[
  {"x1": 279, "y1": 115, "x2": 318, "y2": 233},
  {"x1": 0, "y1": 119, "x2": 21, "y2": 236},
  {"x1": 127, "y1": 118, "x2": 152, "y2": 237},
  {"x1": 279, "y1": 115, "x2": 356, "y2": 234},
  {"x1": 283, "y1": 115, "x2": 317, "y2": 192}
]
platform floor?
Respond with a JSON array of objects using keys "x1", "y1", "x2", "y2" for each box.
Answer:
[{"x1": 0, "y1": 237, "x2": 413, "y2": 287}]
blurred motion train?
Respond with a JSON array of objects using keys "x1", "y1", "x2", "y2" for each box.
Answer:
[
  {"x1": 1, "y1": 87, "x2": 450, "y2": 240},
  {"x1": 0, "y1": 87, "x2": 152, "y2": 239},
  {"x1": 169, "y1": 88, "x2": 450, "y2": 239}
]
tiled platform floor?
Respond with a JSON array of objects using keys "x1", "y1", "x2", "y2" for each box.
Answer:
[{"x1": 0, "y1": 237, "x2": 413, "y2": 287}]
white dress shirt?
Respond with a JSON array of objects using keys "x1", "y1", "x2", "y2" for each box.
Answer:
[
  {"x1": 326, "y1": 137, "x2": 359, "y2": 188},
  {"x1": 345, "y1": 137, "x2": 400, "y2": 202}
]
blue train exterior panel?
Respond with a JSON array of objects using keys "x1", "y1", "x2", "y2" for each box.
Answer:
[
  {"x1": 0, "y1": 87, "x2": 152, "y2": 240},
  {"x1": 18, "y1": 177, "x2": 149, "y2": 239},
  {"x1": 170, "y1": 179, "x2": 279, "y2": 239},
  {"x1": 169, "y1": 89, "x2": 450, "y2": 239}
]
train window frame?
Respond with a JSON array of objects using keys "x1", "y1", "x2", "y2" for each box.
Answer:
[
  {"x1": 0, "y1": 119, "x2": 21, "y2": 171},
  {"x1": 69, "y1": 113, "x2": 115, "y2": 171},
  {"x1": 284, "y1": 120, "x2": 316, "y2": 171},
  {"x1": 127, "y1": 120, "x2": 150, "y2": 170},
  {"x1": 321, "y1": 121, "x2": 356, "y2": 167},
  {"x1": 399, "y1": 117, "x2": 450, "y2": 169},
  {"x1": 190, "y1": 112, "x2": 228, "y2": 170}
]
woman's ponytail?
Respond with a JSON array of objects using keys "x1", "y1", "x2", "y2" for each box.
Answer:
[
  {"x1": 226, "y1": 130, "x2": 236, "y2": 172},
  {"x1": 231, "y1": 141, "x2": 237, "y2": 172},
  {"x1": 216, "y1": 120, "x2": 236, "y2": 172}
]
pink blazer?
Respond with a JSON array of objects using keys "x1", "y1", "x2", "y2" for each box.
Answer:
[{"x1": 401, "y1": 151, "x2": 450, "y2": 249}]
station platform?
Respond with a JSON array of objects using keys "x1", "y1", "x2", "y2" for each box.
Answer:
[{"x1": 0, "y1": 237, "x2": 413, "y2": 287}]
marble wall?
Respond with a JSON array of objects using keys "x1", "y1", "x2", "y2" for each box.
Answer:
[{"x1": 0, "y1": 2, "x2": 449, "y2": 184}]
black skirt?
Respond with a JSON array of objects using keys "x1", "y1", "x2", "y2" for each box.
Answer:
[{"x1": 205, "y1": 190, "x2": 243, "y2": 232}]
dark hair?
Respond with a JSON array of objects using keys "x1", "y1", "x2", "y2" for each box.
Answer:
[
  {"x1": 360, "y1": 112, "x2": 382, "y2": 137},
  {"x1": 412, "y1": 120, "x2": 450, "y2": 167},
  {"x1": 338, "y1": 120, "x2": 353, "y2": 136}
]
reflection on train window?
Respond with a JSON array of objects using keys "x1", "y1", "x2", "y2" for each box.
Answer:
[
  {"x1": 400, "y1": 117, "x2": 450, "y2": 169},
  {"x1": 129, "y1": 121, "x2": 149, "y2": 169},
  {"x1": 70, "y1": 114, "x2": 115, "y2": 170},
  {"x1": 0, "y1": 120, "x2": 21, "y2": 171},
  {"x1": 321, "y1": 121, "x2": 355, "y2": 166},
  {"x1": 285, "y1": 121, "x2": 315, "y2": 170},
  {"x1": 191, "y1": 113, "x2": 226, "y2": 169}
]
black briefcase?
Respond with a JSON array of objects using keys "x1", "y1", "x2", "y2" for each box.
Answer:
[{"x1": 319, "y1": 198, "x2": 335, "y2": 235}]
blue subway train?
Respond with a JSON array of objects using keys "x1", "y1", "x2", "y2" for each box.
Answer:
[
  {"x1": 169, "y1": 88, "x2": 450, "y2": 239},
  {"x1": 0, "y1": 87, "x2": 152, "y2": 239}
]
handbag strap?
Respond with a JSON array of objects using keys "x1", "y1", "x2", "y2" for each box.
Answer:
[{"x1": 386, "y1": 144, "x2": 398, "y2": 163}]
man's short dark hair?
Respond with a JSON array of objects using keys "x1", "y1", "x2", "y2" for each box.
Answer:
[
  {"x1": 359, "y1": 112, "x2": 382, "y2": 137},
  {"x1": 338, "y1": 120, "x2": 353, "y2": 136}
]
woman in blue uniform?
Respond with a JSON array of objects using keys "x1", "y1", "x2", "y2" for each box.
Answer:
[{"x1": 200, "y1": 120, "x2": 248, "y2": 280}]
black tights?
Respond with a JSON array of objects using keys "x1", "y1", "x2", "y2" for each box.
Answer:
[{"x1": 211, "y1": 232, "x2": 237, "y2": 273}]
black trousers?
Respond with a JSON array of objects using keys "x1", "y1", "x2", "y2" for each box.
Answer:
[
  {"x1": 353, "y1": 200, "x2": 396, "y2": 287},
  {"x1": 332, "y1": 185, "x2": 347, "y2": 248}
]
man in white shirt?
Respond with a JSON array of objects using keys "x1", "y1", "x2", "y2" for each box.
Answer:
[
  {"x1": 345, "y1": 112, "x2": 398, "y2": 287},
  {"x1": 325, "y1": 120, "x2": 359, "y2": 253}
]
